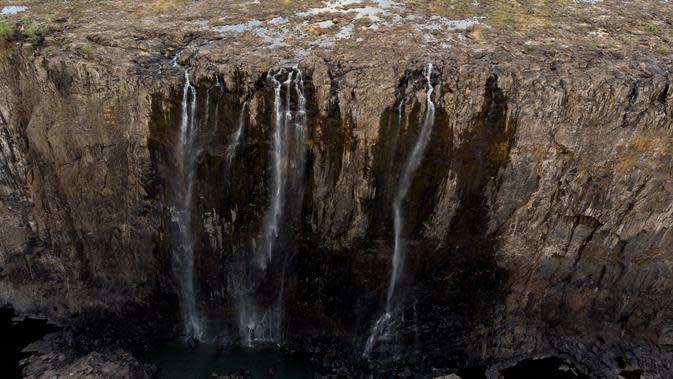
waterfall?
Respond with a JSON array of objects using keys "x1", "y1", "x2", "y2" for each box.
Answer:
[
  {"x1": 388, "y1": 62, "x2": 435, "y2": 306},
  {"x1": 226, "y1": 101, "x2": 248, "y2": 164},
  {"x1": 262, "y1": 70, "x2": 289, "y2": 265},
  {"x1": 172, "y1": 68, "x2": 205, "y2": 341},
  {"x1": 236, "y1": 67, "x2": 307, "y2": 347},
  {"x1": 364, "y1": 63, "x2": 436, "y2": 358},
  {"x1": 363, "y1": 312, "x2": 392, "y2": 357},
  {"x1": 261, "y1": 67, "x2": 307, "y2": 265}
]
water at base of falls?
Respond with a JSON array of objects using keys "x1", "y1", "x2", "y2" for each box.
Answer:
[
  {"x1": 232, "y1": 67, "x2": 308, "y2": 349},
  {"x1": 363, "y1": 312, "x2": 393, "y2": 358},
  {"x1": 237, "y1": 306, "x2": 282, "y2": 348},
  {"x1": 364, "y1": 63, "x2": 436, "y2": 358},
  {"x1": 1, "y1": 308, "x2": 59, "y2": 378},
  {"x1": 149, "y1": 341, "x2": 312, "y2": 379}
]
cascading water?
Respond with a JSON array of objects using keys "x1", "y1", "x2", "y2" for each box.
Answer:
[
  {"x1": 273, "y1": 69, "x2": 307, "y2": 343},
  {"x1": 262, "y1": 70, "x2": 289, "y2": 266},
  {"x1": 364, "y1": 63, "x2": 436, "y2": 358},
  {"x1": 226, "y1": 101, "x2": 248, "y2": 165},
  {"x1": 388, "y1": 63, "x2": 436, "y2": 307},
  {"x1": 166, "y1": 64, "x2": 307, "y2": 348},
  {"x1": 234, "y1": 67, "x2": 308, "y2": 348},
  {"x1": 172, "y1": 68, "x2": 205, "y2": 341}
]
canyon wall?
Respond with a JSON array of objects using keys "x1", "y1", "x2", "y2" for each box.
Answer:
[
  {"x1": 1, "y1": 44, "x2": 672, "y2": 375},
  {"x1": 0, "y1": 49, "x2": 162, "y2": 318}
]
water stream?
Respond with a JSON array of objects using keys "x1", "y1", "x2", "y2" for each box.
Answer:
[
  {"x1": 388, "y1": 63, "x2": 436, "y2": 307},
  {"x1": 172, "y1": 68, "x2": 205, "y2": 341},
  {"x1": 364, "y1": 63, "x2": 436, "y2": 357},
  {"x1": 235, "y1": 67, "x2": 308, "y2": 348},
  {"x1": 226, "y1": 101, "x2": 248, "y2": 165}
]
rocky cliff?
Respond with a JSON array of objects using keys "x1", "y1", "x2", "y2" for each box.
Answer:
[{"x1": 1, "y1": 0, "x2": 672, "y2": 377}]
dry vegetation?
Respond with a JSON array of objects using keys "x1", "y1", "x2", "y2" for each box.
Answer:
[{"x1": 0, "y1": 0, "x2": 670, "y2": 61}]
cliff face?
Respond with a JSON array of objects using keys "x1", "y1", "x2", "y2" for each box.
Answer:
[
  {"x1": 0, "y1": 51, "x2": 162, "y2": 317},
  {"x1": 484, "y1": 67, "x2": 673, "y2": 374},
  {"x1": 1, "y1": 0, "x2": 673, "y2": 376}
]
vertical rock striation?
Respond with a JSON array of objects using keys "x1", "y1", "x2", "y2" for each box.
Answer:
[
  {"x1": 0, "y1": 50, "x2": 161, "y2": 320},
  {"x1": 0, "y1": 43, "x2": 671, "y2": 376}
]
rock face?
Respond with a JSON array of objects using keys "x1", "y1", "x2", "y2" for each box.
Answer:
[
  {"x1": 1, "y1": 0, "x2": 672, "y2": 377},
  {"x1": 23, "y1": 348, "x2": 154, "y2": 379},
  {"x1": 0, "y1": 51, "x2": 162, "y2": 318}
]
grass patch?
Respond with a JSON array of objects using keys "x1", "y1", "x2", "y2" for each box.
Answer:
[
  {"x1": 486, "y1": 1, "x2": 550, "y2": 30},
  {"x1": 79, "y1": 42, "x2": 92, "y2": 56},
  {"x1": 0, "y1": 22, "x2": 13, "y2": 42},
  {"x1": 419, "y1": 0, "x2": 479, "y2": 19},
  {"x1": 19, "y1": 17, "x2": 48, "y2": 42},
  {"x1": 643, "y1": 23, "x2": 657, "y2": 33},
  {"x1": 354, "y1": 17, "x2": 372, "y2": 25},
  {"x1": 132, "y1": 0, "x2": 186, "y2": 15},
  {"x1": 656, "y1": 45, "x2": 670, "y2": 55}
]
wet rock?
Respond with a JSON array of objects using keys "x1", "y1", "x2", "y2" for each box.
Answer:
[{"x1": 23, "y1": 348, "x2": 155, "y2": 379}]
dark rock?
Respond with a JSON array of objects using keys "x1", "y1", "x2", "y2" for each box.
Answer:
[{"x1": 0, "y1": 1, "x2": 672, "y2": 377}]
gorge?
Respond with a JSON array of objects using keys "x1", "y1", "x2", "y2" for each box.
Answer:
[{"x1": 1, "y1": 0, "x2": 673, "y2": 378}]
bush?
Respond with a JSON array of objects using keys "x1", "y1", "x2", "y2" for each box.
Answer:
[
  {"x1": 79, "y1": 42, "x2": 92, "y2": 56},
  {"x1": 644, "y1": 23, "x2": 658, "y2": 33},
  {"x1": 0, "y1": 22, "x2": 14, "y2": 42},
  {"x1": 19, "y1": 17, "x2": 47, "y2": 42}
]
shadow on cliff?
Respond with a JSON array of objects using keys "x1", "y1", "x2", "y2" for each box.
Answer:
[
  {"x1": 146, "y1": 67, "x2": 517, "y2": 375},
  {"x1": 286, "y1": 68, "x2": 517, "y2": 374},
  {"x1": 412, "y1": 73, "x2": 515, "y2": 371}
]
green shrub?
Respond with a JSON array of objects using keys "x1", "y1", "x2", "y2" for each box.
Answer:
[
  {"x1": 79, "y1": 42, "x2": 92, "y2": 56},
  {"x1": 19, "y1": 17, "x2": 47, "y2": 41},
  {"x1": 354, "y1": 17, "x2": 372, "y2": 26},
  {"x1": 0, "y1": 22, "x2": 13, "y2": 42},
  {"x1": 58, "y1": 36, "x2": 73, "y2": 46},
  {"x1": 644, "y1": 23, "x2": 658, "y2": 33}
]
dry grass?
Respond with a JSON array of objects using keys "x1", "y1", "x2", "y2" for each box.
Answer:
[{"x1": 130, "y1": 0, "x2": 188, "y2": 16}]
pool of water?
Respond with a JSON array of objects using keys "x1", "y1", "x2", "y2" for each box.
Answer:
[
  {"x1": 149, "y1": 342, "x2": 312, "y2": 379},
  {"x1": 0, "y1": 308, "x2": 58, "y2": 379},
  {"x1": 1, "y1": 6, "x2": 28, "y2": 15},
  {"x1": 501, "y1": 357, "x2": 586, "y2": 379}
]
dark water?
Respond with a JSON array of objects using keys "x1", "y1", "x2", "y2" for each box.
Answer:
[
  {"x1": 150, "y1": 342, "x2": 312, "y2": 379},
  {"x1": 0, "y1": 308, "x2": 58, "y2": 379},
  {"x1": 501, "y1": 357, "x2": 585, "y2": 379},
  {"x1": 151, "y1": 342, "x2": 600, "y2": 379}
]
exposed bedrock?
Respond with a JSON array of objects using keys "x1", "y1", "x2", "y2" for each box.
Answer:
[{"x1": 1, "y1": 45, "x2": 672, "y2": 376}]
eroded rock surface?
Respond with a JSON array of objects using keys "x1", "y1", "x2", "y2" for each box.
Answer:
[{"x1": 0, "y1": 0, "x2": 672, "y2": 377}]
